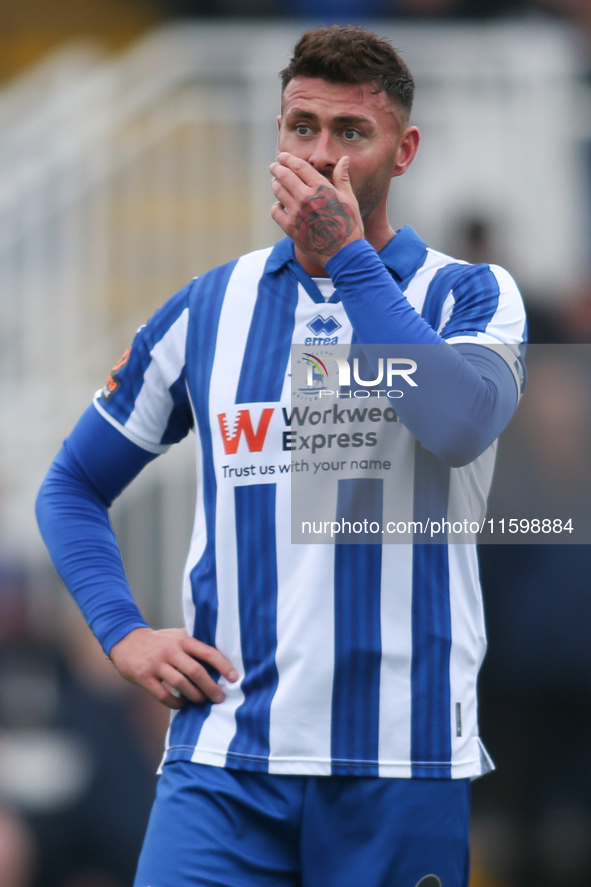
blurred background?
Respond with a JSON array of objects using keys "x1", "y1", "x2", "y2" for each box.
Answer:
[{"x1": 1, "y1": 1, "x2": 591, "y2": 886}]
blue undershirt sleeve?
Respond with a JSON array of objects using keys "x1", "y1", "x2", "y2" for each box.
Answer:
[
  {"x1": 326, "y1": 239, "x2": 444, "y2": 346},
  {"x1": 325, "y1": 239, "x2": 522, "y2": 467},
  {"x1": 36, "y1": 405, "x2": 158, "y2": 655}
]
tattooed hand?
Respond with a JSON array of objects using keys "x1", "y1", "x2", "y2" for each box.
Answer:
[
  {"x1": 270, "y1": 152, "x2": 363, "y2": 268},
  {"x1": 294, "y1": 185, "x2": 354, "y2": 254}
]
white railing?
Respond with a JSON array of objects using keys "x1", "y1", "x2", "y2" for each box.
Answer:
[{"x1": 0, "y1": 20, "x2": 587, "y2": 625}]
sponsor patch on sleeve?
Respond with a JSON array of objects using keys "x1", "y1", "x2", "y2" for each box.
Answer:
[{"x1": 101, "y1": 347, "x2": 130, "y2": 401}]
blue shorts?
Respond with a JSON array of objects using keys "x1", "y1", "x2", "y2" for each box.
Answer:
[{"x1": 133, "y1": 762, "x2": 470, "y2": 887}]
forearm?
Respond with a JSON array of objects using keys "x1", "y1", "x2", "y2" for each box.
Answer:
[
  {"x1": 36, "y1": 408, "x2": 238, "y2": 709},
  {"x1": 326, "y1": 240, "x2": 520, "y2": 466},
  {"x1": 326, "y1": 239, "x2": 443, "y2": 345},
  {"x1": 35, "y1": 408, "x2": 155, "y2": 655}
]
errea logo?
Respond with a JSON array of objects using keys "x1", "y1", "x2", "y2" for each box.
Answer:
[{"x1": 305, "y1": 314, "x2": 341, "y2": 345}]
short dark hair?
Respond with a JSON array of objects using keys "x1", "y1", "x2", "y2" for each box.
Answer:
[{"x1": 280, "y1": 25, "x2": 414, "y2": 118}]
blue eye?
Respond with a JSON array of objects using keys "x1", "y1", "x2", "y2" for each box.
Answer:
[
  {"x1": 343, "y1": 129, "x2": 361, "y2": 140},
  {"x1": 296, "y1": 124, "x2": 310, "y2": 136}
]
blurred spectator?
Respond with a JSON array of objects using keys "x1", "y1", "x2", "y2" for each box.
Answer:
[
  {"x1": 477, "y1": 543, "x2": 591, "y2": 887},
  {"x1": 485, "y1": 349, "x2": 591, "y2": 534},
  {"x1": 155, "y1": 0, "x2": 591, "y2": 22},
  {"x1": 0, "y1": 806, "x2": 35, "y2": 887},
  {"x1": 0, "y1": 577, "x2": 168, "y2": 887},
  {"x1": 537, "y1": 0, "x2": 591, "y2": 41},
  {"x1": 275, "y1": 0, "x2": 394, "y2": 16},
  {"x1": 473, "y1": 306, "x2": 591, "y2": 886}
]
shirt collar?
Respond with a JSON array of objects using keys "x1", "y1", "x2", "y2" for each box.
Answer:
[
  {"x1": 265, "y1": 225, "x2": 428, "y2": 280},
  {"x1": 265, "y1": 236, "x2": 295, "y2": 273},
  {"x1": 378, "y1": 225, "x2": 428, "y2": 281}
]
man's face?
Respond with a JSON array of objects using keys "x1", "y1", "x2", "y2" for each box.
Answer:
[{"x1": 278, "y1": 77, "x2": 412, "y2": 220}]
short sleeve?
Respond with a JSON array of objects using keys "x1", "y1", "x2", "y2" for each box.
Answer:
[
  {"x1": 420, "y1": 261, "x2": 527, "y2": 399},
  {"x1": 93, "y1": 283, "x2": 194, "y2": 454},
  {"x1": 425, "y1": 262, "x2": 527, "y2": 347}
]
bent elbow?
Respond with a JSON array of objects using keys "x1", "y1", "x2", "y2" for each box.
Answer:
[{"x1": 425, "y1": 424, "x2": 495, "y2": 468}]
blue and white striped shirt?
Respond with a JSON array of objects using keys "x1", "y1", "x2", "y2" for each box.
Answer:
[{"x1": 43, "y1": 226, "x2": 527, "y2": 779}]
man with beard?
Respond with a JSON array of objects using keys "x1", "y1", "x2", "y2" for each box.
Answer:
[{"x1": 37, "y1": 25, "x2": 526, "y2": 887}]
